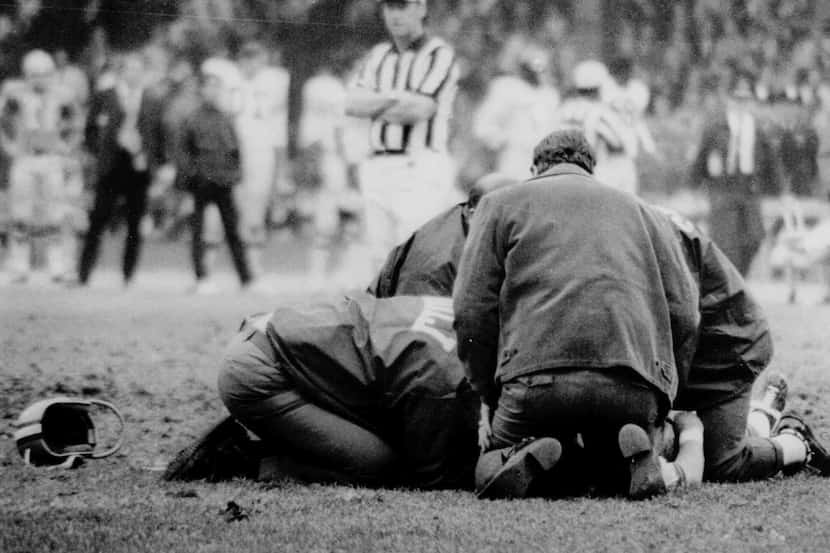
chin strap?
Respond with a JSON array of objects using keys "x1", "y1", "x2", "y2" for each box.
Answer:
[{"x1": 87, "y1": 399, "x2": 126, "y2": 459}]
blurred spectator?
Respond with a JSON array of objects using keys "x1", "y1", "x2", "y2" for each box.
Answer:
[
  {"x1": 814, "y1": 79, "x2": 830, "y2": 196},
  {"x1": 473, "y1": 36, "x2": 559, "y2": 180},
  {"x1": 78, "y1": 52, "x2": 158, "y2": 287},
  {"x1": 690, "y1": 71, "x2": 779, "y2": 276},
  {"x1": 604, "y1": 56, "x2": 659, "y2": 192},
  {"x1": 0, "y1": 50, "x2": 83, "y2": 283},
  {"x1": 776, "y1": 97, "x2": 819, "y2": 197},
  {"x1": 179, "y1": 59, "x2": 252, "y2": 295},
  {"x1": 54, "y1": 48, "x2": 90, "y2": 107},
  {"x1": 234, "y1": 40, "x2": 290, "y2": 279},
  {"x1": 140, "y1": 55, "x2": 200, "y2": 239},
  {"x1": 297, "y1": 63, "x2": 356, "y2": 288},
  {"x1": 553, "y1": 60, "x2": 640, "y2": 195}
]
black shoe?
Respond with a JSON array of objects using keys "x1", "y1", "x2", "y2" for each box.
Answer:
[
  {"x1": 619, "y1": 424, "x2": 666, "y2": 499},
  {"x1": 774, "y1": 412, "x2": 830, "y2": 476},
  {"x1": 475, "y1": 437, "x2": 562, "y2": 499},
  {"x1": 163, "y1": 417, "x2": 261, "y2": 482}
]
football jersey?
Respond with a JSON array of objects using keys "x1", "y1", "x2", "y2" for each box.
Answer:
[
  {"x1": 234, "y1": 66, "x2": 289, "y2": 150},
  {"x1": 0, "y1": 79, "x2": 82, "y2": 157},
  {"x1": 473, "y1": 75, "x2": 560, "y2": 178},
  {"x1": 251, "y1": 293, "x2": 476, "y2": 488},
  {"x1": 553, "y1": 96, "x2": 638, "y2": 159},
  {"x1": 256, "y1": 294, "x2": 462, "y2": 413},
  {"x1": 299, "y1": 72, "x2": 346, "y2": 152}
]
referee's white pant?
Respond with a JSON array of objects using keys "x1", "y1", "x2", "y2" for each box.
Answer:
[{"x1": 359, "y1": 151, "x2": 461, "y2": 271}]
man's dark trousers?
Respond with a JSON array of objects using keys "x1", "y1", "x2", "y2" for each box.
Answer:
[
  {"x1": 190, "y1": 178, "x2": 251, "y2": 283},
  {"x1": 79, "y1": 152, "x2": 150, "y2": 284}
]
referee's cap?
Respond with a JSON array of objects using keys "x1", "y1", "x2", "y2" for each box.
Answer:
[{"x1": 572, "y1": 59, "x2": 609, "y2": 91}]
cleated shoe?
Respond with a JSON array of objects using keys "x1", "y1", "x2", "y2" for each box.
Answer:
[
  {"x1": 475, "y1": 437, "x2": 562, "y2": 499},
  {"x1": 774, "y1": 412, "x2": 830, "y2": 476},
  {"x1": 619, "y1": 424, "x2": 666, "y2": 499},
  {"x1": 163, "y1": 417, "x2": 260, "y2": 482}
]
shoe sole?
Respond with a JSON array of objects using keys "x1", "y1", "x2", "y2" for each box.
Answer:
[
  {"x1": 163, "y1": 416, "x2": 238, "y2": 481},
  {"x1": 477, "y1": 438, "x2": 562, "y2": 499},
  {"x1": 619, "y1": 424, "x2": 666, "y2": 499}
]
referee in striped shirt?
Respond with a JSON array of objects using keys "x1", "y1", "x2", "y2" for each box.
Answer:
[{"x1": 346, "y1": 0, "x2": 461, "y2": 272}]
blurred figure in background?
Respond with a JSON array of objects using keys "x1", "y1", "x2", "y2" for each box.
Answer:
[
  {"x1": 690, "y1": 70, "x2": 779, "y2": 276},
  {"x1": 178, "y1": 59, "x2": 252, "y2": 295},
  {"x1": 143, "y1": 55, "x2": 201, "y2": 240},
  {"x1": 297, "y1": 62, "x2": 356, "y2": 289},
  {"x1": 553, "y1": 59, "x2": 640, "y2": 195},
  {"x1": 0, "y1": 49, "x2": 83, "y2": 283},
  {"x1": 812, "y1": 78, "x2": 830, "y2": 196},
  {"x1": 234, "y1": 41, "x2": 290, "y2": 280},
  {"x1": 603, "y1": 56, "x2": 659, "y2": 194},
  {"x1": 346, "y1": 0, "x2": 461, "y2": 273},
  {"x1": 78, "y1": 52, "x2": 158, "y2": 287},
  {"x1": 54, "y1": 48, "x2": 90, "y2": 107},
  {"x1": 473, "y1": 37, "x2": 559, "y2": 180}
]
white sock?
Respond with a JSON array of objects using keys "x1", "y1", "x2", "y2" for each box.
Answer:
[
  {"x1": 659, "y1": 457, "x2": 680, "y2": 489},
  {"x1": 747, "y1": 409, "x2": 772, "y2": 438},
  {"x1": 772, "y1": 432, "x2": 808, "y2": 466}
]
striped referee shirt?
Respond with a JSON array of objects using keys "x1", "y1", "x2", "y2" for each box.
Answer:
[{"x1": 355, "y1": 35, "x2": 459, "y2": 154}]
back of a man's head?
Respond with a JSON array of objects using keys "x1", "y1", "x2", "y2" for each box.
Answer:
[{"x1": 532, "y1": 129, "x2": 596, "y2": 175}]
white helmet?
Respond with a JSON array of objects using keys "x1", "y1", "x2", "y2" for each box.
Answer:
[
  {"x1": 22, "y1": 49, "x2": 56, "y2": 78},
  {"x1": 13, "y1": 397, "x2": 125, "y2": 467},
  {"x1": 572, "y1": 59, "x2": 609, "y2": 91}
]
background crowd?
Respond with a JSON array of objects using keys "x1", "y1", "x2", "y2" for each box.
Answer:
[{"x1": 1, "y1": 0, "x2": 830, "y2": 292}]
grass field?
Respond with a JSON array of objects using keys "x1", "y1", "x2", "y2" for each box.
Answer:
[{"x1": 2, "y1": 265, "x2": 830, "y2": 552}]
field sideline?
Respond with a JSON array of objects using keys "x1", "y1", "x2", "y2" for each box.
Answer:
[{"x1": 2, "y1": 279, "x2": 830, "y2": 553}]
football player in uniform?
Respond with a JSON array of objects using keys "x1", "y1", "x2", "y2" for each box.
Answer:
[
  {"x1": 1, "y1": 50, "x2": 83, "y2": 283},
  {"x1": 552, "y1": 60, "x2": 640, "y2": 195},
  {"x1": 233, "y1": 41, "x2": 290, "y2": 278},
  {"x1": 473, "y1": 37, "x2": 560, "y2": 180},
  {"x1": 297, "y1": 63, "x2": 357, "y2": 289},
  {"x1": 165, "y1": 294, "x2": 479, "y2": 489}
]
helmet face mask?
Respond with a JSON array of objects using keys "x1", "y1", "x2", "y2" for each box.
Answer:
[{"x1": 13, "y1": 397, "x2": 124, "y2": 467}]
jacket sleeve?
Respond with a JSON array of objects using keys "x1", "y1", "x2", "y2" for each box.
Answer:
[
  {"x1": 453, "y1": 194, "x2": 505, "y2": 408},
  {"x1": 367, "y1": 238, "x2": 412, "y2": 298},
  {"x1": 675, "y1": 222, "x2": 774, "y2": 410}
]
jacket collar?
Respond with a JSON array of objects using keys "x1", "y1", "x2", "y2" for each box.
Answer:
[{"x1": 528, "y1": 163, "x2": 592, "y2": 182}]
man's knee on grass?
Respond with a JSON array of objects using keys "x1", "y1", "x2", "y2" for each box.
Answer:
[{"x1": 702, "y1": 435, "x2": 783, "y2": 482}]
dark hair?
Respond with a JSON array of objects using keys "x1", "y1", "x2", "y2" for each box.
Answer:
[{"x1": 532, "y1": 130, "x2": 596, "y2": 174}]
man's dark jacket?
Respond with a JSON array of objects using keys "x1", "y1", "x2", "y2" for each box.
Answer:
[
  {"x1": 85, "y1": 86, "x2": 162, "y2": 178},
  {"x1": 369, "y1": 203, "x2": 470, "y2": 298},
  {"x1": 453, "y1": 164, "x2": 702, "y2": 408}
]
